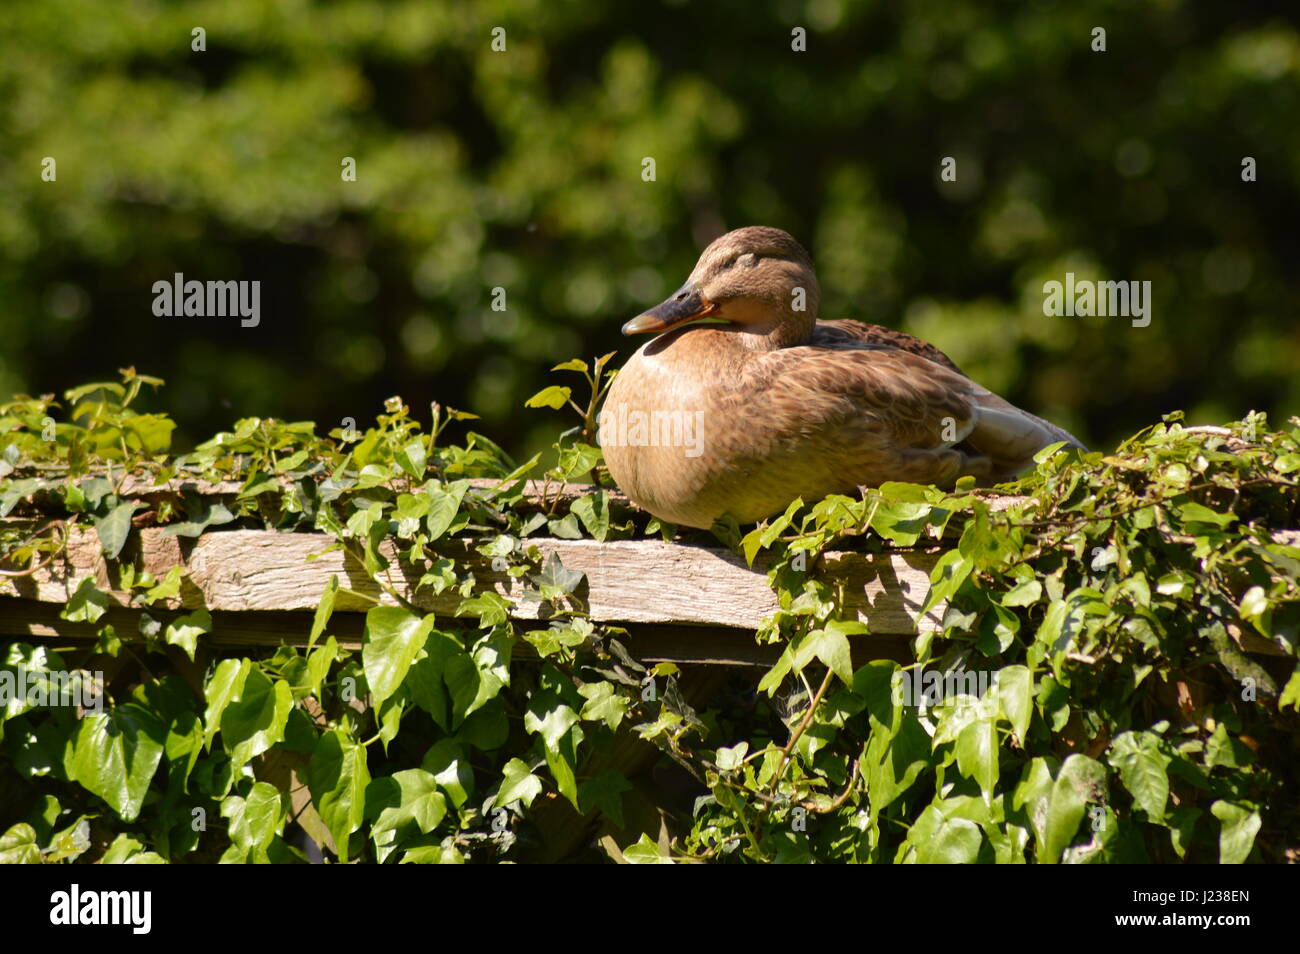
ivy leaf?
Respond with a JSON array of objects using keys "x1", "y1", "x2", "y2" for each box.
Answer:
[
  {"x1": 310, "y1": 730, "x2": 371, "y2": 864},
  {"x1": 994, "y1": 666, "x2": 1033, "y2": 741},
  {"x1": 222, "y1": 781, "x2": 286, "y2": 858},
  {"x1": 1016, "y1": 755, "x2": 1105, "y2": 863},
  {"x1": 955, "y1": 716, "x2": 998, "y2": 798},
  {"x1": 161, "y1": 496, "x2": 234, "y2": 537},
  {"x1": 60, "y1": 577, "x2": 109, "y2": 623},
  {"x1": 579, "y1": 681, "x2": 628, "y2": 730},
  {"x1": 524, "y1": 385, "x2": 572, "y2": 410},
  {"x1": 571, "y1": 492, "x2": 610, "y2": 542},
  {"x1": 421, "y1": 739, "x2": 473, "y2": 808},
  {"x1": 793, "y1": 621, "x2": 859, "y2": 685},
  {"x1": 95, "y1": 500, "x2": 143, "y2": 558},
  {"x1": 1107, "y1": 731, "x2": 1170, "y2": 823},
  {"x1": 579, "y1": 770, "x2": 631, "y2": 827},
  {"x1": 622, "y1": 833, "x2": 673, "y2": 864},
  {"x1": 307, "y1": 575, "x2": 339, "y2": 652},
  {"x1": 1211, "y1": 800, "x2": 1261, "y2": 864},
  {"x1": 163, "y1": 608, "x2": 211, "y2": 661},
  {"x1": 446, "y1": 632, "x2": 511, "y2": 723},
  {"x1": 1002, "y1": 579, "x2": 1042, "y2": 608},
  {"x1": 66, "y1": 704, "x2": 166, "y2": 822},
  {"x1": 369, "y1": 769, "x2": 447, "y2": 839},
  {"x1": 524, "y1": 695, "x2": 579, "y2": 750},
  {"x1": 0, "y1": 823, "x2": 40, "y2": 864},
  {"x1": 535, "y1": 551, "x2": 585, "y2": 599},
  {"x1": 395, "y1": 439, "x2": 427, "y2": 480},
  {"x1": 495, "y1": 758, "x2": 543, "y2": 809},
  {"x1": 362, "y1": 606, "x2": 434, "y2": 709},
  {"x1": 220, "y1": 667, "x2": 292, "y2": 770},
  {"x1": 908, "y1": 804, "x2": 983, "y2": 863},
  {"x1": 203, "y1": 657, "x2": 249, "y2": 750}
]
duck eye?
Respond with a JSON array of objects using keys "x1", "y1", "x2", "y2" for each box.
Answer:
[{"x1": 736, "y1": 252, "x2": 758, "y2": 268}]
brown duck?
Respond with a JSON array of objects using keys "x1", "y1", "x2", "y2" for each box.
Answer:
[{"x1": 600, "y1": 226, "x2": 1085, "y2": 529}]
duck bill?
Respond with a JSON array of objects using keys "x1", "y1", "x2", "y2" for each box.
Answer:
[{"x1": 622, "y1": 284, "x2": 720, "y2": 335}]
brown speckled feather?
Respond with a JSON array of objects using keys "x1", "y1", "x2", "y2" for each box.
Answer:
[{"x1": 812, "y1": 319, "x2": 965, "y2": 374}]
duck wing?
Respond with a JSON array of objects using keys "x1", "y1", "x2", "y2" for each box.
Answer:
[
  {"x1": 812, "y1": 319, "x2": 965, "y2": 374},
  {"x1": 750, "y1": 345, "x2": 1085, "y2": 487}
]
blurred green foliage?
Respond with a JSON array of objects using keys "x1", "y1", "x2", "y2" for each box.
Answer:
[{"x1": 2, "y1": 0, "x2": 1298, "y2": 457}]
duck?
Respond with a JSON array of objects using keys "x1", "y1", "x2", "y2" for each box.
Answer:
[{"x1": 599, "y1": 226, "x2": 1086, "y2": 530}]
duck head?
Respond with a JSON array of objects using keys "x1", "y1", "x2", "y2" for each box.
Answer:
[{"x1": 623, "y1": 226, "x2": 821, "y2": 348}]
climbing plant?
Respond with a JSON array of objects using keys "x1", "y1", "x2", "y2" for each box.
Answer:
[{"x1": 0, "y1": 367, "x2": 1297, "y2": 863}]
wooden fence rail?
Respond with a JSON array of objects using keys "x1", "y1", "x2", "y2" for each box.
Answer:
[{"x1": 0, "y1": 479, "x2": 946, "y2": 665}]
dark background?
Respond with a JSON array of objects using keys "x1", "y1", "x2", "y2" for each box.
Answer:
[{"x1": 3, "y1": 0, "x2": 1297, "y2": 463}]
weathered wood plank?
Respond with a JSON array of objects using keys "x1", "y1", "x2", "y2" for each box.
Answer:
[{"x1": 1, "y1": 525, "x2": 943, "y2": 634}]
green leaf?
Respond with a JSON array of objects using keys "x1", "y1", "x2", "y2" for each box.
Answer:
[
  {"x1": 495, "y1": 758, "x2": 544, "y2": 809},
  {"x1": 163, "y1": 608, "x2": 211, "y2": 661},
  {"x1": 535, "y1": 550, "x2": 585, "y2": 599},
  {"x1": 60, "y1": 577, "x2": 109, "y2": 623},
  {"x1": 0, "y1": 823, "x2": 40, "y2": 864},
  {"x1": 421, "y1": 740, "x2": 473, "y2": 808},
  {"x1": 1107, "y1": 731, "x2": 1170, "y2": 823},
  {"x1": 222, "y1": 781, "x2": 286, "y2": 857},
  {"x1": 395, "y1": 439, "x2": 428, "y2": 480},
  {"x1": 66, "y1": 704, "x2": 166, "y2": 822},
  {"x1": 308, "y1": 575, "x2": 339, "y2": 652},
  {"x1": 524, "y1": 385, "x2": 572, "y2": 409},
  {"x1": 100, "y1": 832, "x2": 165, "y2": 864},
  {"x1": 203, "y1": 657, "x2": 249, "y2": 750},
  {"x1": 908, "y1": 804, "x2": 983, "y2": 863},
  {"x1": 369, "y1": 769, "x2": 447, "y2": 839},
  {"x1": 955, "y1": 716, "x2": 998, "y2": 797},
  {"x1": 1176, "y1": 500, "x2": 1236, "y2": 529},
  {"x1": 161, "y1": 497, "x2": 234, "y2": 537},
  {"x1": 793, "y1": 621, "x2": 858, "y2": 684},
  {"x1": 95, "y1": 500, "x2": 143, "y2": 558},
  {"x1": 309, "y1": 730, "x2": 371, "y2": 863},
  {"x1": 362, "y1": 606, "x2": 435, "y2": 709},
  {"x1": 1016, "y1": 755, "x2": 1105, "y2": 863},
  {"x1": 994, "y1": 665, "x2": 1033, "y2": 741},
  {"x1": 525, "y1": 696, "x2": 580, "y2": 750},
  {"x1": 622, "y1": 833, "x2": 673, "y2": 864},
  {"x1": 579, "y1": 681, "x2": 628, "y2": 730},
  {"x1": 551, "y1": 358, "x2": 588, "y2": 373},
  {"x1": 220, "y1": 667, "x2": 292, "y2": 770},
  {"x1": 1211, "y1": 801, "x2": 1260, "y2": 864},
  {"x1": 571, "y1": 492, "x2": 611, "y2": 542},
  {"x1": 445, "y1": 632, "x2": 511, "y2": 723},
  {"x1": 580, "y1": 770, "x2": 631, "y2": 827},
  {"x1": 1002, "y1": 579, "x2": 1042, "y2": 608},
  {"x1": 425, "y1": 480, "x2": 470, "y2": 539}
]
